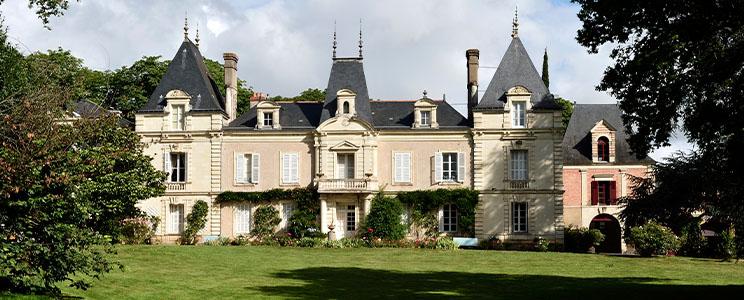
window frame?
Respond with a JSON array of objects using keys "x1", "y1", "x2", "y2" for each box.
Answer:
[
  {"x1": 171, "y1": 104, "x2": 185, "y2": 131},
  {"x1": 511, "y1": 101, "x2": 526, "y2": 128},
  {"x1": 420, "y1": 110, "x2": 431, "y2": 126},
  {"x1": 346, "y1": 205, "x2": 356, "y2": 231},
  {"x1": 263, "y1": 112, "x2": 273, "y2": 127},
  {"x1": 234, "y1": 203, "x2": 251, "y2": 235},
  {"x1": 441, "y1": 152, "x2": 458, "y2": 182},
  {"x1": 170, "y1": 153, "x2": 187, "y2": 182},
  {"x1": 281, "y1": 152, "x2": 300, "y2": 184},
  {"x1": 510, "y1": 150, "x2": 528, "y2": 181},
  {"x1": 167, "y1": 204, "x2": 184, "y2": 234},
  {"x1": 597, "y1": 136, "x2": 610, "y2": 162},
  {"x1": 441, "y1": 204, "x2": 458, "y2": 233},
  {"x1": 393, "y1": 152, "x2": 412, "y2": 183},
  {"x1": 512, "y1": 202, "x2": 528, "y2": 233}
]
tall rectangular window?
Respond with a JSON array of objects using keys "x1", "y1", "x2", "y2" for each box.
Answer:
[
  {"x1": 420, "y1": 110, "x2": 431, "y2": 126},
  {"x1": 282, "y1": 153, "x2": 299, "y2": 184},
  {"x1": 170, "y1": 153, "x2": 186, "y2": 182},
  {"x1": 168, "y1": 204, "x2": 184, "y2": 234},
  {"x1": 442, "y1": 204, "x2": 458, "y2": 232},
  {"x1": 512, "y1": 202, "x2": 528, "y2": 233},
  {"x1": 442, "y1": 152, "x2": 458, "y2": 181},
  {"x1": 336, "y1": 153, "x2": 355, "y2": 179},
  {"x1": 171, "y1": 105, "x2": 185, "y2": 130},
  {"x1": 512, "y1": 101, "x2": 526, "y2": 128},
  {"x1": 394, "y1": 152, "x2": 411, "y2": 183},
  {"x1": 346, "y1": 205, "x2": 356, "y2": 231},
  {"x1": 592, "y1": 181, "x2": 616, "y2": 205},
  {"x1": 510, "y1": 150, "x2": 528, "y2": 180},
  {"x1": 263, "y1": 112, "x2": 273, "y2": 127},
  {"x1": 282, "y1": 202, "x2": 294, "y2": 229},
  {"x1": 234, "y1": 203, "x2": 251, "y2": 234}
]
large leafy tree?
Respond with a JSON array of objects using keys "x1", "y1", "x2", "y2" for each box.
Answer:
[
  {"x1": 574, "y1": 0, "x2": 744, "y2": 244},
  {"x1": 0, "y1": 27, "x2": 165, "y2": 294}
]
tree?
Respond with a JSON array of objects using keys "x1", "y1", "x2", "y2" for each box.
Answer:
[
  {"x1": 574, "y1": 0, "x2": 744, "y2": 251},
  {"x1": 362, "y1": 194, "x2": 407, "y2": 241},
  {"x1": 541, "y1": 48, "x2": 549, "y2": 89},
  {"x1": 268, "y1": 88, "x2": 326, "y2": 102},
  {"x1": 0, "y1": 0, "x2": 76, "y2": 28},
  {"x1": 555, "y1": 97, "x2": 573, "y2": 128},
  {"x1": 106, "y1": 56, "x2": 168, "y2": 120},
  {"x1": 181, "y1": 200, "x2": 208, "y2": 245},
  {"x1": 203, "y1": 58, "x2": 253, "y2": 115}
]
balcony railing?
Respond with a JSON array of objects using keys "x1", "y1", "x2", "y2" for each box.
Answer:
[
  {"x1": 317, "y1": 179, "x2": 377, "y2": 193},
  {"x1": 509, "y1": 180, "x2": 530, "y2": 189},
  {"x1": 166, "y1": 182, "x2": 187, "y2": 191}
]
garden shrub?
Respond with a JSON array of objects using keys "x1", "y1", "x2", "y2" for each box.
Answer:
[
  {"x1": 533, "y1": 237, "x2": 550, "y2": 252},
  {"x1": 204, "y1": 236, "x2": 231, "y2": 246},
  {"x1": 713, "y1": 228, "x2": 736, "y2": 260},
  {"x1": 362, "y1": 193, "x2": 407, "y2": 241},
  {"x1": 480, "y1": 235, "x2": 503, "y2": 250},
  {"x1": 321, "y1": 239, "x2": 344, "y2": 248},
  {"x1": 181, "y1": 200, "x2": 209, "y2": 245},
  {"x1": 288, "y1": 210, "x2": 322, "y2": 239},
  {"x1": 564, "y1": 226, "x2": 605, "y2": 253},
  {"x1": 119, "y1": 216, "x2": 157, "y2": 245},
  {"x1": 297, "y1": 237, "x2": 321, "y2": 248},
  {"x1": 679, "y1": 222, "x2": 706, "y2": 257},
  {"x1": 251, "y1": 205, "x2": 281, "y2": 239},
  {"x1": 435, "y1": 236, "x2": 458, "y2": 250},
  {"x1": 626, "y1": 221, "x2": 680, "y2": 257},
  {"x1": 230, "y1": 235, "x2": 250, "y2": 246}
]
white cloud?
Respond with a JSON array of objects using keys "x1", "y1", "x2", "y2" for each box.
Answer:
[{"x1": 0, "y1": 0, "x2": 692, "y2": 159}]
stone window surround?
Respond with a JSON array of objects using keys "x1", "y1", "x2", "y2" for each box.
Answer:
[
  {"x1": 504, "y1": 86, "x2": 531, "y2": 129},
  {"x1": 336, "y1": 89, "x2": 357, "y2": 117},
  {"x1": 163, "y1": 89, "x2": 192, "y2": 132},
  {"x1": 413, "y1": 98, "x2": 439, "y2": 129},
  {"x1": 256, "y1": 101, "x2": 281, "y2": 130}
]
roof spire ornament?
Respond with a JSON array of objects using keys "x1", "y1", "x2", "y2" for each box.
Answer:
[
  {"x1": 423, "y1": 90, "x2": 428, "y2": 98},
  {"x1": 332, "y1": 20, "x2": 337, "y2": 59},
  {"x1": 184, "y1": 12, "x2": 189, "y2": 40},
  {"x1": 358, "y1": 19, "x2": 363, "y2": 59},
  {"x1": 511, "y1": 6, "x2": 519, "y2": 38},
  {"x1": 195, "y1": 22, "x2": 200, "y2": 48}
]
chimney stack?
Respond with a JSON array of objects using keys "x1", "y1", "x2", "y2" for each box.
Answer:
[
  {"x1": 223, "y1": 52, "x2": 239, "y2": 121},
  {"x1": 466, "y1": 49, "x2": 479, "y2": 123}
]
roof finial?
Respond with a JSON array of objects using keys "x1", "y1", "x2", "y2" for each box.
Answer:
[
  {"x1": 195, "y1": 22, "x2": 200, "y2": 48},
  {"x1": 423, "y1": 90, "x2": 428, "y2": 98},
  {"x1": 332, "y1": 20, "x2": 337, "y2": 59},
  {"x1": 184, "y1": 12, "x2": 189, "y2": 40},
  {"x1": 511, "y1": 5, "x2": 519, "y2": 38},
  {"x1": 358, "y1": 19, "x2": 363, "y2": 59}
]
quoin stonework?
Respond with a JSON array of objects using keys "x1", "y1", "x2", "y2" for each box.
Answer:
[{"x1": 133, "y1": 19, "x2": 621, "y2": 246}]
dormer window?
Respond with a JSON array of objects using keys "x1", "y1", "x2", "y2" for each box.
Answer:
[
  {"x1": 421, "y1": 110, "x2": 431, "y2": 126},
  {"x1": 263, "y1": 112, "x2": 273, "y2": 127},
  {"x1": 413, "y1": 97, "x2": 439, "y2": 129},
  {"x1": 506, "y1": 86, "x2": 531, "y2": 129},
  {"x1": 336, "y1": 89, "x2": 356, "y2": 116},
  {"x1": 256, "y1": 101, "x2": 281, "y2": 129},
  {"x1": 164, "y1": 89, "x2": 191, "y2": 131},
  {"x1": 597, "y1": 137, "x2": 609, "y2": 162},
  {"x1": 512, "y1": 101, "x2": 526, "y2": 128}
]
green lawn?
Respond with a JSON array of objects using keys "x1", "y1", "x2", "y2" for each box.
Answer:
[{"x1": 8, "y1": 245, "x2": 744, "y2": 299}]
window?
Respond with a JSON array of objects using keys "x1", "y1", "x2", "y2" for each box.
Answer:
[
  {"x1": 263, "y1": 112, "x2": 273, "y2": 127},
  {"x1": 394, "y1": 152, "x2": 411, "y2": 183},
  {"x1": 442, "y1": 204, "x2": 458, "y2": 232},
  {"x1": 171, "y1": 105, "x2": 185, "y2": 130},
  {"x1": 235, "y1": 153, "x2": 260, "y2": 184},
  {"x1": 343, "y1": 101, "x2": 350, "y2": 114},
  {"x1": 234, "y1": 203, "x2": 251, "y2": 234},
  {"x1": 282, "y1": 153, "x2": 299, "y2": 184},
  {"x1": 336, "y1": 153, "x2": 355, "y2": 179},
  {"x1": 512, "y1": 101, "x2": 526, "y2": 128},
  {"x1": 442, "y1": 152, "x2": 458, "y2": 181},
  {"x1": 435, "y1": 152, "x2": 465, "y2": 183},
  {"x1": 282, "y1": 202, "x2": 294, "y2": 229},
  {"x1": 346, "y1": 205, "x2": 356, "y2": 231},
  {"x1": 169, "y1": 153, "x2": 186, "y2": 182},
  {"x1": 512, "y1": 202, "x2": 528, "y2": 233},
  {"x1": 510, "y1": 150, "x2": 528, "y2": 180},
  {"x1": 168, "y1": 204, "x2": 184, "y2": 234},
  {"x1": 597, "y1": 137, "x2": 610, "y2": 162},
  {"x1": 591, "y1": 181, "x2": 616, "y2": 205},
  {"x1": 420, "y1": 110, "x2": 431, "y2": 126}
]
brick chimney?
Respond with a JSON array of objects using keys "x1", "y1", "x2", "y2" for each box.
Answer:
[
  {"x1": 223, "y1": 52, "x2": 239, "y2": 121},
  {"x1": 466, "y1": 49, "x2": 479, "y2": 123}
]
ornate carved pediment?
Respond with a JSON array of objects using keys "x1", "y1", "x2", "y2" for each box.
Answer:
[
  {"x1": 329, "y1": 140, "x2": 360, "y2": 151},
  {"x1": 507, "y1": 85, "x2": 531, "y2": 96}
]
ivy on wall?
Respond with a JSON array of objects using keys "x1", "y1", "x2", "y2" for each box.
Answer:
[
  {"x1": 216, "y1": 188, "x2": 319, "y2": 213},
  {"x1": 397, "y1": 188, "x2": 479, "y2": 237}
]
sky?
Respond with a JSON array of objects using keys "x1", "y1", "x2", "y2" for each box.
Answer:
[{"x1": 0, "y1": 0, "x2": 691, "y2": 160}]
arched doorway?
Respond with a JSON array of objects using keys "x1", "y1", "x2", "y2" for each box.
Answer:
[{"x1": 589, "y1": 214, "x2": 622, "y2": 253}]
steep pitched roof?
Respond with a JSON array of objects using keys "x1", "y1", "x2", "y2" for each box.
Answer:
[
  {"x1": 562, "y1": 104, "x2": 655, "y2": 166},
  {"x1": 477, "y1": 37, "x2": 560, "y2": 110},
  {"x1": 139, "y1": 39, "x2": 225, "y2": 113},
  {"x1": 371, "y1": 100, "x2": 469, "y2": 129},
  {"x1": 226, "y1": 102, "x2": 323, "y2": 130},
  {"x1": 320, "y1": 58, "x2": 373, "y2": 124}
]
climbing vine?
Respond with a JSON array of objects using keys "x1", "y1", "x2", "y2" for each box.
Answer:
[{"x1": 397, "y1": 188, "x2": 479, "y2": 237}]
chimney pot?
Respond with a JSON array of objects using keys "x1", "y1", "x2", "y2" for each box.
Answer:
[{"x1": 223, "y1": 52, "x2": 239, "y2": 121}]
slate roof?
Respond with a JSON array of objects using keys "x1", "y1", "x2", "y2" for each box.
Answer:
[
  {"x1": 68, "y1": 99, "x2": 134, "y2": 128},
  {"x1": 139, "y1": 39, "x2": 226, "y2": 113},
  {"x1": 371, "y1": 100, "x2": 469, "y2": 129},
  {"x1": 226, "y1": 102, "x2": 323, "y2": 130},
  {"x1": 320, "y1": 58, "x2": 373, "y2": 124},
  {"x1": 477, "y1": 37, "x2": 560, "y2": 110},
  {"x1": 562, "y1": 104, "x2": 654, "y2": 166}
]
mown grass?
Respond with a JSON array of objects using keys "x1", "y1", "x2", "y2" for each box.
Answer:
[{"x1": 4, "y1": 245, "x2": 744, "y2": 299}]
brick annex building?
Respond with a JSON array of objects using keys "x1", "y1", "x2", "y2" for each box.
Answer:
[{"x1": 133, "y1": 16, "x2": 650, "y2": 250}]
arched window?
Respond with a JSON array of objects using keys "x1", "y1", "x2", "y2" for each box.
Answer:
[
  {"x1": 342, "y1": 101, "x2": 350, "y2": 114},
  {"x1": 597, "y1": 137, "x2": 610, "y2": 162}
]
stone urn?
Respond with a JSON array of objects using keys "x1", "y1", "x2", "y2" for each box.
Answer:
[{"x1": 327, "y1": 223, "x2": 337, "y2": 241}]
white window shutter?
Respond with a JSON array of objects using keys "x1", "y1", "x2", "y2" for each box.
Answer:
[
  {"x1": 434, "y1": 152, "x2": 443, "y2": 183},
  {"x1": 457, "y1": 152, "x2": 465, "y2": 182},
  {"x1": 252, "y1": 153, "x2": 260, "y2": 183},
  {"x1": 282, "y1": 154, "x2": 290, "y2": 183},
  {"x1": 163, "y1": 152, "x2": 171, "y2": 181},
  {"x1": 290, "y1": 154, "x2": 299, "y2": 183},
  {"x1": 394, "y1": 153, "x2": 401, "y2": 182},
  {"x1": 235, "y1": 153, "x2": 245, "y2": 183},
  {"x1": 437, "y1": 207, "x2": 444, "y2": 232},
  {"x1": 402, "y1": 153, "x2": 411, "y2": 182}
]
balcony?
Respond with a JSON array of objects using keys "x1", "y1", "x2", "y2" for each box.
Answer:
[
  {"x1": 509, "y1": 180, "x2": 530, "y2": 189},
  {"x1": 166, "y1": 182, "x2": 187, "y2": 191},
  {"x1": 317, "y1": 179, "x2": 378, "y2": 193}
]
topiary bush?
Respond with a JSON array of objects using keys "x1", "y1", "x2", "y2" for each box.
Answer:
[
  {"x1": 181, "y1": 200, "x2": 209, "y2": 245},
  {"x1": 626, "y1": 221, "x2": 680, "y2": 257},
  {"x1": 362, "y1": 194, "x2": 407, "y2": 241},
  {"x1": 251, "y1": 205, "x2": 281, "y2": 240},
  {"x1": 564, "y1": 226, "x2": 605, "y2": 253}
]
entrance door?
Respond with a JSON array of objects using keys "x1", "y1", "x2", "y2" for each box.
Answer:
[
  {"x1": 337, "y1": 153, "x2": 355, "y2": 179},
  {"x1": 589, "y1": 214, "x2": 622, "y2": 253},
  {"x1": 335, "y1": 204, "x2": 357, "y2": 238}
]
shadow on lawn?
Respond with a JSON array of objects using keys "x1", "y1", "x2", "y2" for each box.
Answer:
[{"x1": 247, "y1": 267, "x2": 744, "y2": 299}]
